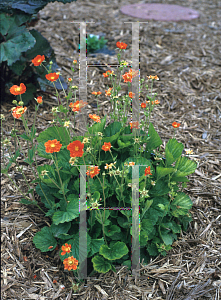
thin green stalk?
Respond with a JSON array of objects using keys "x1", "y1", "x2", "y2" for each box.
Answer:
[{"x1": 53, "y1": 153, "x2": 68, "y2": 203}]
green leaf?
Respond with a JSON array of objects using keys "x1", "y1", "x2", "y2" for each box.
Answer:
[
  {"x1": 87, "y1": 115, "x2": 107, "y2": 135},
  {"x1": 161, "y1": 232, "x2": 173, "y2": 245},
  {"x1": 33, "y1": 227, "x2": 57, "y2": 252},
  {"x1": 99, "y1": 241, "x2": 128, "y2": 260},
  {"x1": 104, "y1": 225, "x2": 121, "y2": 237},
  {"x1": 95, "y1": 210, "x2": 111, "y2": 226},
  {"x1": 19, "y1": 133, "x2": 31, "y2": 141},
  {"x1": 88, "y1": 238, "x2": 104, "y2": 257},
  {"x1": 156, "y1": 166, "x2": 174, "y2": 180},
  {"x1": 19, "y1": 198, "x2": 38, "y2": 206},
  {"x1": 146, "y1": 123, "x2": 162, "y2": 151},
  {"x1": 174, "y1": 156, "x2": 197, "y2": 177},
  {"x1": 122, "y1": 260, "x2": 131, "y2": 270},
  {"x1": 36, "y1": 126, "x2": 70, "y2": 146},
  {"x1": 52, "y1": 197, "x2": 79, "y2": 225},
  {"x1": 37, "y1": 142, "x2": 52, "y2": 159},
  {"x1": 171, "y1": 192, "x2": 193, "y2": 217},
  {"x1": 51, "y1": 222, "x2": 71, "y2": 238},
  {"x1": 0, "y1": 13, "x2": 36, "y2": 66},
  {"x1": 92, "y1": 254, "x2": 112, "y2": 274},
  {"x1": 141, "y1": 200, "x2": 153, "y2": 220},
  {"x1": 165, "y1": 138, "x2": 184, "y2": 166}
]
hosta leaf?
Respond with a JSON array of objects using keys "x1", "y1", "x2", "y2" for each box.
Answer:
[
  {"x1": 33, "y1": 227, "x2": 57, "y2": 252},
  {"x1": 99, "y1": 241, "x2": 128, "y2": 260}
]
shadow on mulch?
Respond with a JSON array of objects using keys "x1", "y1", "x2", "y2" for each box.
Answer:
[{"x1": 1, "y1": 0, "x2": 221, "y2": 299}]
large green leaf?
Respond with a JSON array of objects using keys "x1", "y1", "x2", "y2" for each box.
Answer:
[
  {"x1": 171, "y1": 192, "x2": 193, "y2": 217},
  {"x1": 52, "y1": 197, "x2": 79, "y2": 225},
  {"x1": 156, "y1": 166, "x2": 175, "y2": 180},
  {"x1": 36, "y1": 126, "x2": 70, "y2": 146},
  {"x1": 174, "y1": 156, "x2": 197, "y2": 177},
  {"x1": 104, "y1": 225, "x2": 121, "y2": 237},
  {"x1": 99, "y1": 241, "x2": 128, "y2": 260},
  {"x1": 51, "y1": 222, "x2": 71, "y2": 238},
  {"x1": 141, "y1": 200, "x2": 153, "y2": 220},
  {"x1": 165, "y1": 138, "x2": 184, "y2": 166},
  {"x1": 92, "y1": 254, "x2": 113, "y2": 274},
  {"x1": 0, "y1": 0, "x2": 77, "y2": 15},
  {"x1": 146, "y1": 122, "x2": 162, "y2": 150},
  {"x1": 0, "y1": 13, "x2": 36, "y2": 65},
  {"x1": 33, "y1": 227, "x2": 57, "y2": 252},
  {"x1": 88, "y1": 238, "x2": 104, "y2": 257}
]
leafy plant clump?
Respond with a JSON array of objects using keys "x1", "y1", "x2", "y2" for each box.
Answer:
[
  {"x1": 86, "y1": 34, "x2": 108, "y2": 54},
  {"x1": 0, "y1": 0, "x2": 77, "y2": 105},
  {"x1": 1, "y1": 41, "x2": 198, "y2": 278}
]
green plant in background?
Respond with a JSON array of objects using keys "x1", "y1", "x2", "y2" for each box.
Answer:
[
  {"x1": 1, "y1": 42, "x2": 198, "y2": 279},
  {"x1": 86, "y1": 34, "x2": 108, "y2": 54},
  {"x1": 0, "y1": 0, "x2": 77, "y2": 105}
]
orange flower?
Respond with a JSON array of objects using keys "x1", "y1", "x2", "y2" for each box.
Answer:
[
  {"x1": 122, "y1": 72, "x2": 133, "y2": 83},
  {"x1": 92, "y1": 91, "x2": 102, "y2": 96},
  {"x1": 89, "y1": 114, "x2": 101, "y2": 123},
  {"x1": 147, "y1": 75, "x2": 159, "y2": 80},
  {"x1": 128, "y1": 69, "x2": 139, "y2": 78},
  {"x1": 103, "y1": 70, "x2": 114, "y2": 78},
  {"x1": 144, "y1": 166, "x2": 152, "y2": 176},
  {"x1": 105, "y1": 88, "x2": 112, "y2": 96},
  {"x1": 63, "y1": 256, "x2": 78, "y2": 271},
  {"x1": 44, "y1": 139, "x2": 62, "y2": 153},
  {"x1": 71, "y1": 100, "x2": 88, "y2": 112},
  {"x1": 12, "y1": 106, "x2": 27, "y2": 119},
  {"x1": 61, "y1": 243, "x2": 71, "y2": 256},
  {"x1": 32, "y1": 55, "x2": 45, "y2": 66},
  {"x1": 102, "y1": 142, "x2": 111, "y2": 152},
  {"x1": 67, "y1": 140, "x2": 84, "y2": 157},
  {"x1": 48, "y1": 246, "x2": 53, "y2": 249},
  {"x1": 128, "y1": 92, "x2": 135, "y2": 98},
  {"x1": 172, "y1": 122, "x2": 181, "y2": 128},
  {"x1": 36, "y1": 96, "x2": 43, "y2": 104},
  {"x1": 116, "y1": 41, "x2": 128, "y2": 49},
  {"x1": 129, "y1": 162, "x2": 135, "y2": 166},
  {"x1": 154, "y1": 100, "x2": 160, "y2": 104},
  {"x1": 141, "y1": 102, "x2": 146, "y2": 108},
  {"x1": 86, "y1": 166, "x2": 100, "y2": 179},
  {"x1": 45, "y1": 72, "x2": 59, "y2": 82},
  {"x1": 130, "y1": 121, "x2": 139, "y2": 129},
  {"x1": 73, "y1": 60, "x2": 77, "y2": 64},
  {"x1": 68, "y1": 78, "x2": 73, "y2": 82},
  {"x1": 10, "y1": 83, "x2": 26, "y2": 95}
]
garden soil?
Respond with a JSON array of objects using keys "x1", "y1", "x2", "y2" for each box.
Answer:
[{"x1": 1, "y1": 0, "x2": 221, "y2": 299}]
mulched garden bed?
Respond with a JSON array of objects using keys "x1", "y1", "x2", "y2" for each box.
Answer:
[{"x1": 1, "y1": 0, "x2": 221, "y2": 299}]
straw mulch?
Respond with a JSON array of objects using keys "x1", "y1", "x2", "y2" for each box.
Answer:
[{"x1": 1, "y1": 0, "x2": 221, "y2": 299}]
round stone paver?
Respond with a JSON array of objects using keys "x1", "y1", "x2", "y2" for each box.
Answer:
[{"x1": 120, "y1": 3, "x2": 199, "y2": 22}]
